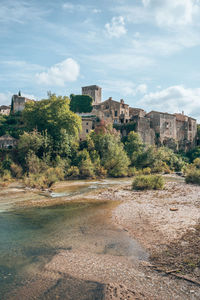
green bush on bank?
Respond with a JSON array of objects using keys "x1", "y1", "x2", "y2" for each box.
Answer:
[
  {"x1": 185, "y1": 168, "x2": 200, "y2": 185},
  {"x1": 132, "y1": 175, "x2": 165, "y2": 190}
]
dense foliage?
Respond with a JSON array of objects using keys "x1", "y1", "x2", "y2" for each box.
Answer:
[
  {"x1": 70, "y1": 94, "x2": 93, "y2": 113},
  {"x1": 0, "y1": 94, "x2": 192, "y2": 188}
]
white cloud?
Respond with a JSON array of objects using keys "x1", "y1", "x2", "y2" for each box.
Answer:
[
  {"x1": 143, "y1": 0, "x2": 200, "y2": 28},
  {"x1": 139, "y1": 85, "x2": 200, "y2": 121},
  {"x1": 36, "y1": 58, "x2": 80, "y2": 86},
  {"x1": 105, "y1": 16, "x2": 126, "y2": 38},
  {"x1": 114, "y1": 0, "x2": 200, "y2": 28}
]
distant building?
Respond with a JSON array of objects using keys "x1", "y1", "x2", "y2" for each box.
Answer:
[
  {"x1": 78, "y1": 113, "x2": 96, "y2": 140},
  {"x1": 82, "y1": 85, "x2": 102, "y2": 105},
  {"x1": 0, "y1": 135, "x2": 17, "y2": 149},
  {"x1": 93, "y1": 97, "x2": 130, "y2": 124},
  {"x1": 0, "y1": 105, "x2": 10, "y2": 115},
  {"x1": 11, "y1": 91, "x2": 35, "y2": 113}
]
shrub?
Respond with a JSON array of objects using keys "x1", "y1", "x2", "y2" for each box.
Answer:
[
  {"x1": 132, "y1": 175, "x2": 165, "y2": 190},
  {"x1": 142, "y1": 167, "x2": 151, "y2": 175},
  {"x1": 2, "y1": 170, "x2": 12, "y2": 182},
  {"x1": 95, "y1": 165, "x2": 107, "y2": 177},
  {"x1": 24, "y1": 173, "x2": 47, "y2": 189},
  {"x1": 185, "y1": 169, "x2": 200, "y2": 185},
  {"x1": 66, "y1": 166, "x2": 80, "y2": 178},
  {"x1": 10, "y1": 163, "x2": 23, "y2": 179},
  {"x1": 193, "y1": 158, "x2": 200, "y2": 169},
  {"x1": 79, "y1": 158, "x2": 95, "y2": 178}
]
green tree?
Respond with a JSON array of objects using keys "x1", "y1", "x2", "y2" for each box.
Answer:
[
  {"x1": 17, "y1": 130, "x2": 50, "y2": 160},
  {"x1": 90, "y1": 126, "x2": 130, "y2": 177},
  {"x1": 22, "y1": 94, "x2": 82, "y2": 140},
  {"x1": 124, "y1": 131, "x2": 144, "y2": 166},
  {"x1": 70, "y1": 94, "x2": 93, "y2": 113}
]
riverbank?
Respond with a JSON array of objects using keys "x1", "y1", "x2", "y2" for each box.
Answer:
[{"x1": 1, "y1": 176, "x2": 200, "y2": 299}]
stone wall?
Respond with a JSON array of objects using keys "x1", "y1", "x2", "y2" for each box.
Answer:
[
  {"x1": 93, "y1": 98, "x2": 129, "y2": 124},
  {"x1": 12, "y1": 95, "x2": 34, "y2": 113},
  {"x1": 79, "y1": 116, "x2": 95, "y2": 140},
  {"x1": 82, "y1": 85, "x2": 102, "y2": 105},
  {"x1": 147, "y1": 111, "x2": 177, "y2": 143}
]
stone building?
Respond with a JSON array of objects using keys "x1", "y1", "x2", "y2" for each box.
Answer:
[
  {"x1": 146, "y1": 111, "x2": 197, "y2": 150},
  {"x1": 82, "y1": 85, "x2": 102, "y2": 105},
  {"x1": 146, "y1": 111, "x2": 177, "y2": 143},
  {"x1": 0, "y1": 105, "x2": 10, "y2": 115},
  {"x1": 131, "y1": 115, "x2": 155, "y2": 146},
  {"x1": 93, "y1": 97, "x2": 130, "y2": 124},
  {"x1": 175, "y1": 113, "x2": 197, "y2": 151},
  {"x1": 11, "y1": 92, "x2": 35, "y2": 113},
  {"x1": 78, "y1": 113, "x2": 96, "y2": 141},
  {"x1": 0, "y1": 135, "x2": 17, "y2": 149}
]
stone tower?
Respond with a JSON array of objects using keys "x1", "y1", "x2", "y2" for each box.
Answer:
[{"x1": 82, "y1": 85, "x2": 102, "y2": 105}]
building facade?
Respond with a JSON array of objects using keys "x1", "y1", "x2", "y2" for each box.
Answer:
[
  {"x1": 0, "y1": 105, "x2": 10, "y2": 115},
  {"x1": 93, "y1": 98, "x2": 130, "y2": 124},
  {"x1": 11, "y1": 93, "x2": 35, "y2": 113}
]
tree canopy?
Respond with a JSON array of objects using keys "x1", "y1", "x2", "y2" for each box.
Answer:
[
  {"x1": 22, "y1": 94, "x2": 82, "y2": 139},
  {"x1": 70, "y1": 94, "x2": 93, "y2": 113}
]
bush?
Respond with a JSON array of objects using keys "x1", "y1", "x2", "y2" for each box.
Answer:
[
  {"x1": 142, "y1": 167, "x2": 151, "y2": 175},
  {"x1": 10, "y1": 163, "x2": 23, "y2": 179},
  {"x1": 185, "y1": 169, "x2": 200, "y2": 185},
  {"x1": 66, "y1": 166, "x2": 80, "y2": 178},
  {"x1": 132, "y1": 175, "x2": 165, "y2": 190},
  {"x1": 24, "y1": 167, "x2": 65, "y2": 189}
]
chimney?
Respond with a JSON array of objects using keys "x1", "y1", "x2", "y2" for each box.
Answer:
[
  {"x1": 120, "y1": 99, "x2": 124, "y2": 104},
  {"x1": 182, "y1": 111, "x2": 184, "y2": 115},
  {"x1": 108, "y1": 97, "x2": 112, "y2": 100}
]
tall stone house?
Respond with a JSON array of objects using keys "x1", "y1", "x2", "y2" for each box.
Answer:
[{"x1": 11, "y1": 92, "x2": 35, "y2": 113}]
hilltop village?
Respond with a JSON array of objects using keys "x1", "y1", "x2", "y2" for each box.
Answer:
[{"x1": 0, "y1": 85, "x2": 197, "y2": 151}]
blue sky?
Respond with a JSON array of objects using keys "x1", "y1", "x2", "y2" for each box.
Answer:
[{"x1": 1, "y1": 0, "x2": 200, "y2": 120}]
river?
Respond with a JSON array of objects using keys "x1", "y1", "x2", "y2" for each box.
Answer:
[{"x1": 0, "y1": 178, "x2": 148, "y2": 299}]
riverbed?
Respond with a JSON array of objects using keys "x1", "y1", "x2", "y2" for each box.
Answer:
[
  {"x1": 0, "y1": 178, "x2": 147, "y2": 299},
  {"x1": 1, "y1": 176, "x2": 200, "y2": 299}
]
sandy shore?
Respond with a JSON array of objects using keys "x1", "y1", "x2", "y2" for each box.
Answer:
[{"x1": 2, "y1": 176, "x2": 200, "y2": 299}]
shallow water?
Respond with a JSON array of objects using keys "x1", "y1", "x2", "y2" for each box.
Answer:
[{"x1": 0, "y1": 179, "x2": 148, "y2": 299}]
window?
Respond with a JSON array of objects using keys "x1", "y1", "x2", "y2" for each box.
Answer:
[
  {"x1": 86, "y1": 122, "x2": 88, "y2": 125},
  {"x1": 115, "y1": 110, "x2": 118, "y2": 117},
  {"x1": 114, "y1": 119, "x2": 118, "y2": 123},
  {"x1": 86, "y1": 129, "x2": 89, "y2": 133}
]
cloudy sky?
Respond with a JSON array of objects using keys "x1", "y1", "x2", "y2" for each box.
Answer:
[{"x1": 1, "y1": 0, "x2": 200, "y2": 120}]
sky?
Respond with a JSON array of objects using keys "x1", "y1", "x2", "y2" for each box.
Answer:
[{"x1": 1, "y1": 0, "x2": 200, "y2": 120}]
